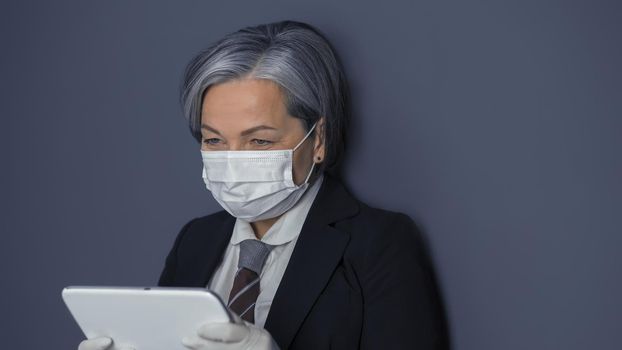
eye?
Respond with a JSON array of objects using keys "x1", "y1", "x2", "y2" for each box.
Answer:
[
  {"x1": 252, "y1": 139, "x2": 273, "y2": 146},
  {"x1": 202, "y1": 138, "x2": 221, "y2": 145}
]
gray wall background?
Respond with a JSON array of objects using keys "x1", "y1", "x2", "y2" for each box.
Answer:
[{"x1": 2, "y1": 0, "x2": 620, "y2": 349}]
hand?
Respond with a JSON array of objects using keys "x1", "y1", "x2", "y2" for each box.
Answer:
[
  {"x1": 181, "y1": 313, "x2": 280, "y2": 350},
  {"x1": 77, "y1": 336, "x2": 135, "y2": 350}
]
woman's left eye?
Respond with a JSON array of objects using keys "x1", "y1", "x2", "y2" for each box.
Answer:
[{"x1": 252, "y1": 139, "x2": 273, "y2": 146}]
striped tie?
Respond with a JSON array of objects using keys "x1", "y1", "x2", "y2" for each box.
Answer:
[{"x1": 227, "y1": 239, "x2": 274, "y2": 323}]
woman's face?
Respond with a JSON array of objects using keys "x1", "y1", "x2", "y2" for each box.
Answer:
[{"x1": 200, "y1": 78, "x2": 325, "y2": 186}]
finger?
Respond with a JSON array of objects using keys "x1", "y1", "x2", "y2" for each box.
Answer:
[
  {"x1": 78, "y1": 336, "x2": 113, "y2": 350},
  {"x1": 197, "y1": 322, "x2": 248, "y2": 343}
]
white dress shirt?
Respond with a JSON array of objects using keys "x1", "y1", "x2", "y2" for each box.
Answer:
[{"x1": 207, "y1": 173, "x2": 325, "y2": 329}]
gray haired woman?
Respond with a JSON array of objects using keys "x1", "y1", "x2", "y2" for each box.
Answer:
[{"x1": 78, "y1": 20, "x2": 448, "y2": 350}]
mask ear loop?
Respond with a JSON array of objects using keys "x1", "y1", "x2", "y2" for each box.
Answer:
[
  {"x1": 292, "y1": 121, "x2": 318, "y2": 152},
  {"x1": 302, "y1": 161, "x2": 316, "y2": 184},
  {"x1": 292, "y1": 121, "x2": 319, "y2": 186}
]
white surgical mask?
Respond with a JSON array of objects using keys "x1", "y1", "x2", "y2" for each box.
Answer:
[{"x1": 201, "y1": 122, "x2": 318, "y2": 222}]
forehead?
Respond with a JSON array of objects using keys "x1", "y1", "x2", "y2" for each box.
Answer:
[{"x1": 201, "y1": 78, "x2": 289, "y2": 126}]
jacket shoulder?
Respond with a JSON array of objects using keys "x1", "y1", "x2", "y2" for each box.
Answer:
[
  {"x1": 173, "y1": 209, "x2": 235, "y2": 248},
  {"x1": 338, "y1": 200, "x2": 428, "y2": 271},
  {"x1": 346, "y1": 200, "x2": 423, "y2": 241},
  {"x1": 157, "y1": 210, "x2": 233, "y2": 286}
]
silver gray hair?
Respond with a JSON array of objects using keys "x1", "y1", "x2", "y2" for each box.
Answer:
[{"x1": 179, "y1": 20, "x2": 350, "y2": 177}]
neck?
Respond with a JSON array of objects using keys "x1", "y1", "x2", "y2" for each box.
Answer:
[{"x1": 250, "y1": 215, "x2": 282, "y2": 239}]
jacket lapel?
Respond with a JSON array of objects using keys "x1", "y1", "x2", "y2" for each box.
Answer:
[{"x1": 263, "y1": 173, "x2": 360, "y2": 348}]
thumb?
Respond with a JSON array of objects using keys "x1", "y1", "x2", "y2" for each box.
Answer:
[{"x1": 197, "y1": 322, "x2": 249, "y2": 343}]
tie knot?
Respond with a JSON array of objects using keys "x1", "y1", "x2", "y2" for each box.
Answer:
[{"x1": 238, "y1": 239, "x2": 274, "y2": 275}]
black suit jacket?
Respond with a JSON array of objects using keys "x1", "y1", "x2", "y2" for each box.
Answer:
[{"x1": 158, "y1": 171, "x2": 449, "y2": 349}]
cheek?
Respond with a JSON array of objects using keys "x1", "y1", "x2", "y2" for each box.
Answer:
[{"x1": 293, "y1": 143, "x2": 314, "y2": 169}]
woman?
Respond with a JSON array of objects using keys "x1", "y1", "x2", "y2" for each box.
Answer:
[{"x1": 79, "y1": 20, "x2": 448, "y2": 350}]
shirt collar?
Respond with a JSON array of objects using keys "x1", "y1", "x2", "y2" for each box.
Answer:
[{"x1": 230, "y1": 173, "x2": 325, "y2": 246}]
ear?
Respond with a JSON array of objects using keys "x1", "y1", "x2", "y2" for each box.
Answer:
[{"x1": 313, "y1": 116, "x2": 326, "y2": 163}]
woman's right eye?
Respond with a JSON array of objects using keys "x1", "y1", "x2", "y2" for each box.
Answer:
[{"x1": 202, "y1": 138, "x2": 221, "y2": 145}]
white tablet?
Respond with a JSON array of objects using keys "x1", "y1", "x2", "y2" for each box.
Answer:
[{"x1": 62, "y1": 286, "x2": 234, "y2": 350}]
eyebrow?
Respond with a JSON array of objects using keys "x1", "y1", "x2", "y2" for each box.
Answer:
[{"x1": 201, "y1": 124, "x2": 278, "y2": 137}]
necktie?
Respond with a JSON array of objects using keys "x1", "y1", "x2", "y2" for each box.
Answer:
[{"x1": 227, "y1": 239, "x2": 274, "y2": 323}]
